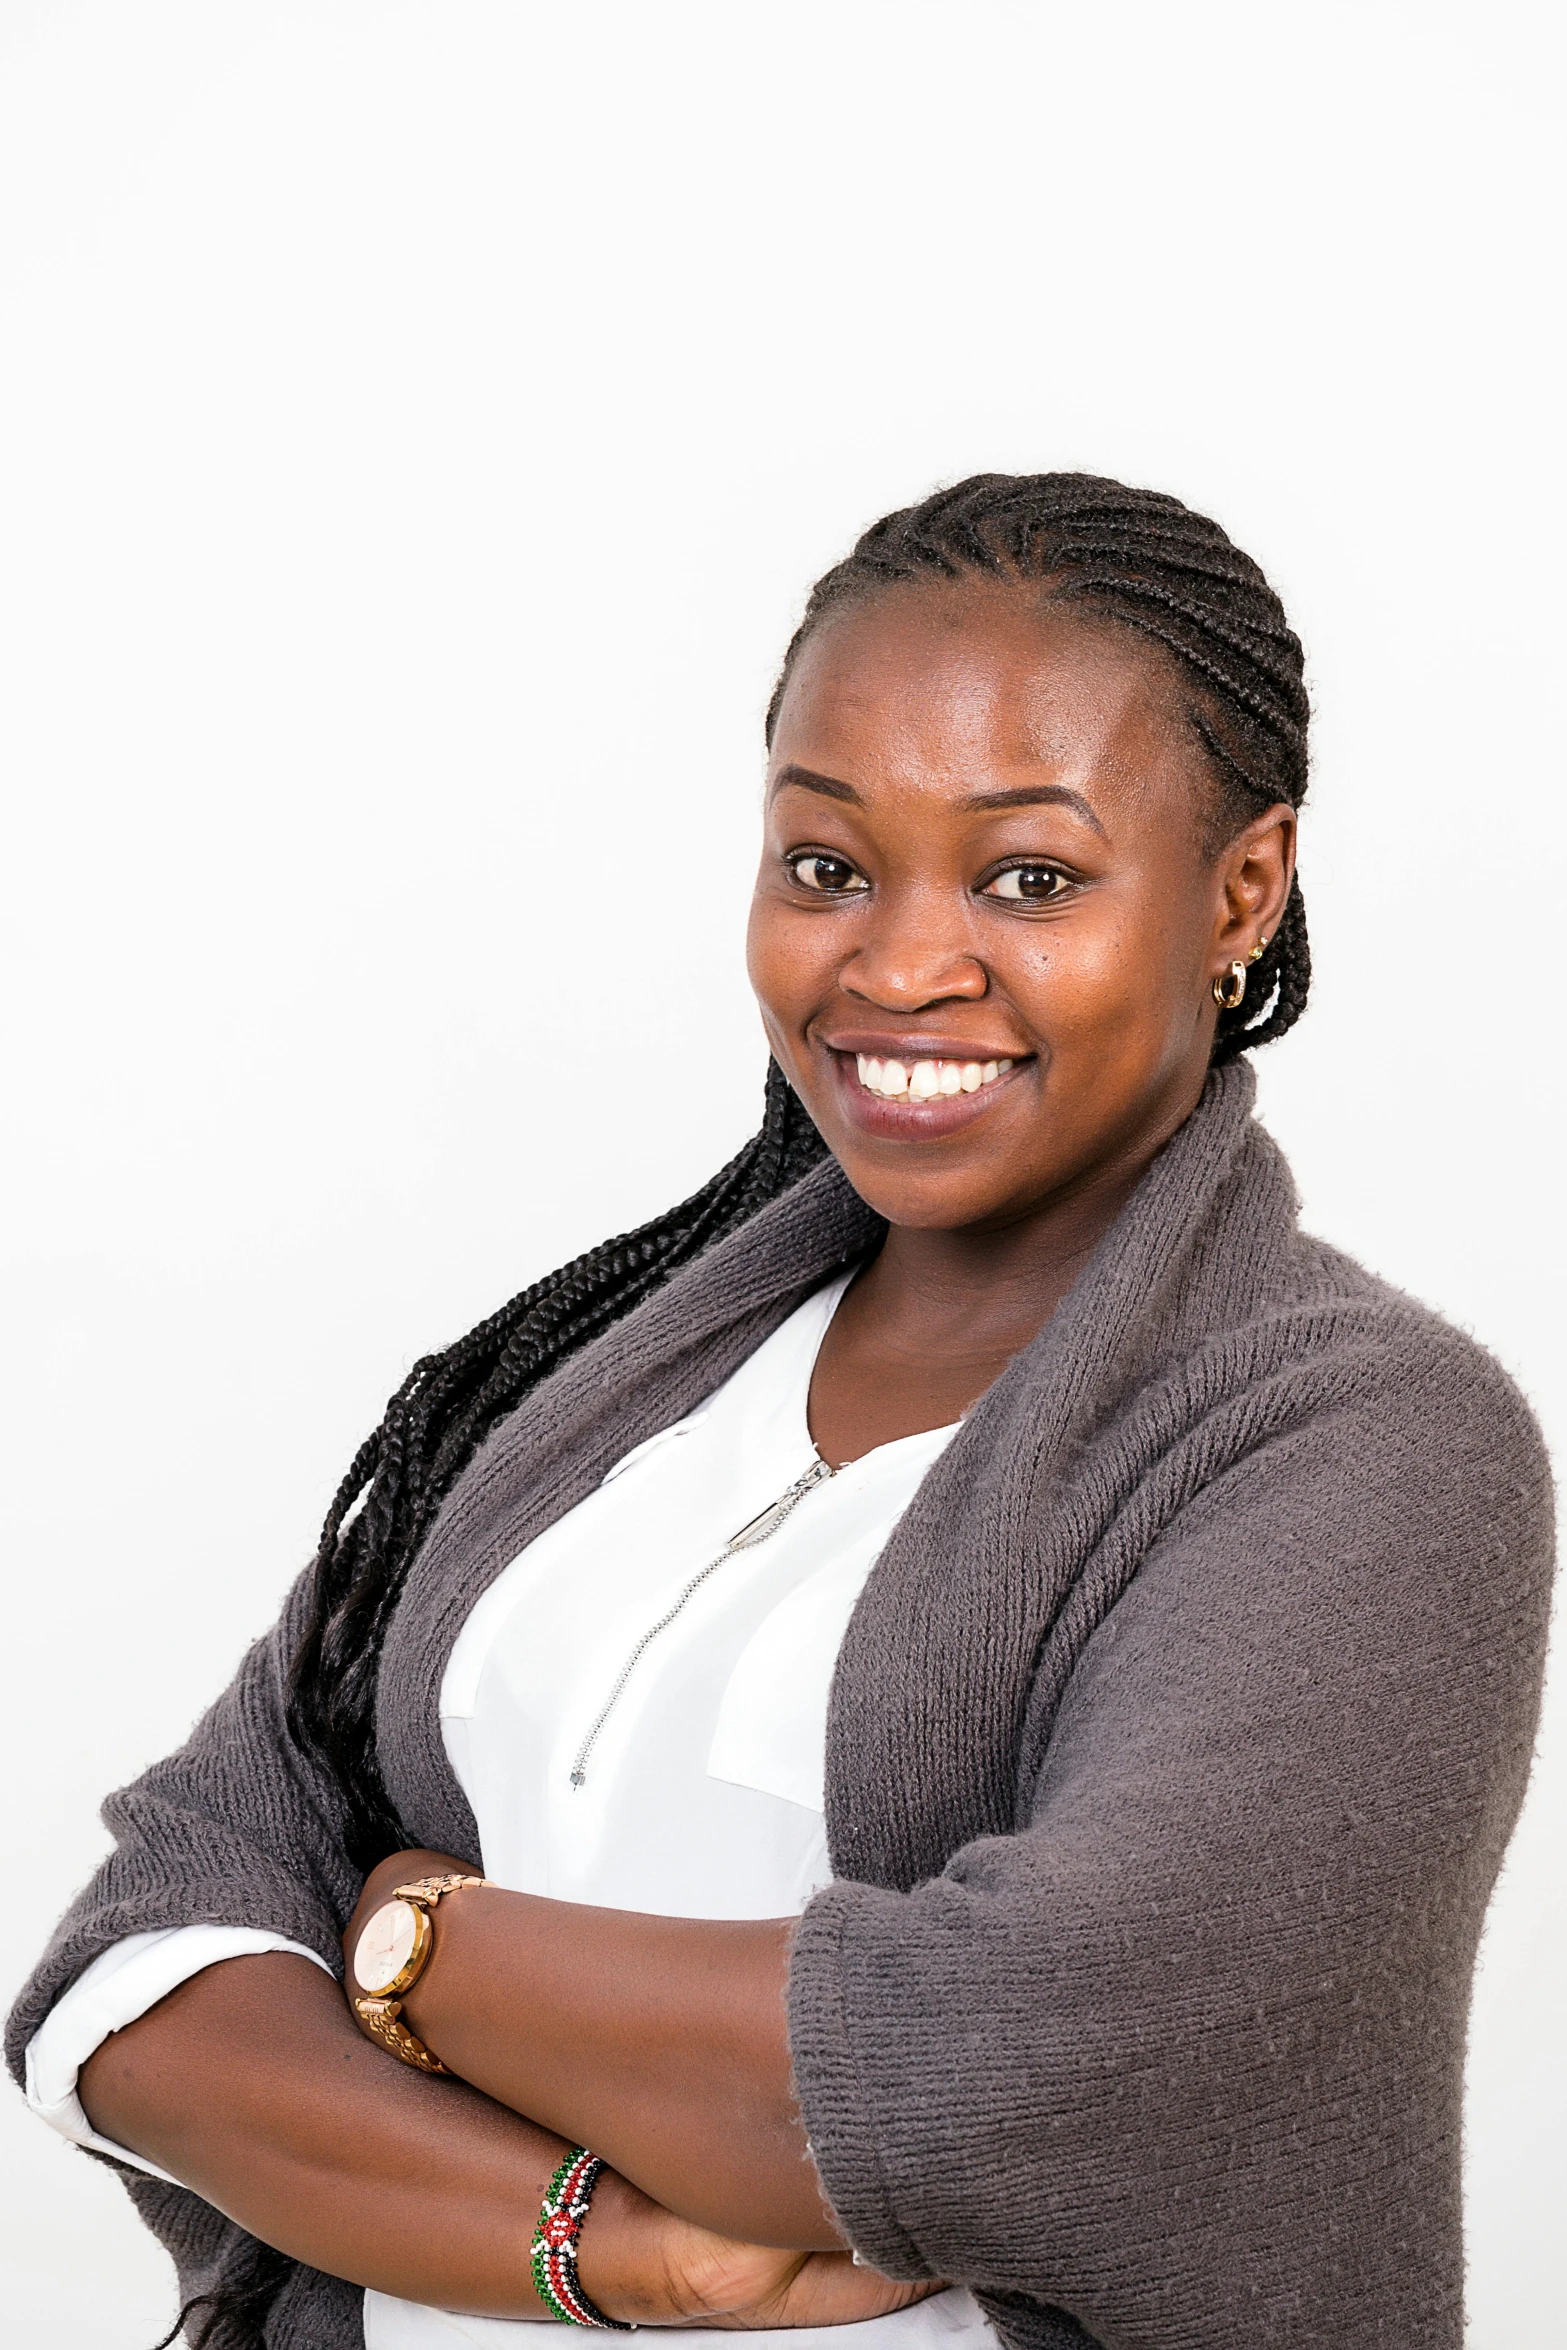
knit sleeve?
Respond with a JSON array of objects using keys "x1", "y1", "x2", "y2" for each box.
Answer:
[
  {"x1": 2, "y1": 1564, "x2": 381, "y2": 2345},
  {"x1": 4, "y1": 1563, "x2": 359, "y2": 2081},
  {"x1": 787, "y1": 1337, "x2": 1554, "y2": 2349}
]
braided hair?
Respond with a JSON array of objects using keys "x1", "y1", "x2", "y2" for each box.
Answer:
[
  {"x1": 169, "y1": 472, "x2": 1308, "y2": 2350},
  {"x1": 766, "y1": 472, "x2": 1311, "y2": 1060},
  {"x1": 286, "y1": 1061, "x2": 827, "y2": 1873},
  {"x1": 287, "y1": 473, "x2": 1310, "y2": 1886}
]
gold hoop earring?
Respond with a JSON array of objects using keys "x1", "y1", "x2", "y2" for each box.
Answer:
[{"x1": 1213, "y1": 960, "x2": 1247, "y2": 1011}]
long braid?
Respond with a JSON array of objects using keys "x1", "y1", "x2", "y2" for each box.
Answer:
[
  {"x1": 286, "y1": 1059, "x2": 825, "y2": 1871},
  {"x1": 293, "y1": 470, "x2": 1312, "y2": 1879},
  {"x1": 238, "y1": 470, "x2": 1309, "y2": 2350},
  {"x1": 765, "y1": 472, "x2": 1311, "y2": 1062}
]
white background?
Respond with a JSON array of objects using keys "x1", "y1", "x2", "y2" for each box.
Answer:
[{"x1": 1, "y1": 2, "x2": 1561, "y2": 2341}]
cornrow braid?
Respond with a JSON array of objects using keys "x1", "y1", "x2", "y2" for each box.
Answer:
[
  {"x1": 766, "y1": 472, "x2": 1312, "y2": 1063},
  {"x1": 287, "y1": 1059, "x2": 827, "y2": 1871},
  {"x1": 220, "y1": 472, "x2": 1308, "y2": 2350}
]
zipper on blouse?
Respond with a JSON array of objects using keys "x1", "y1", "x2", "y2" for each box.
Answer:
[{"x1": 567, "y1": 1454, "x2": 835, "y2": 1789}]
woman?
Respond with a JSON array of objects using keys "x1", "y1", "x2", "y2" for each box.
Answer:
[{"x1": 8, "y1": 475, "x2": 1552, "y2": 2350}]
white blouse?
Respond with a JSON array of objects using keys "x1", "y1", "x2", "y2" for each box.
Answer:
[{"x1": 28, "y1": 1275, "x2": 994, "y2": 2350}]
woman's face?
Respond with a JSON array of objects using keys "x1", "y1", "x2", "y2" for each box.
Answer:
[{"x1": 747, "y1": 582, "x2": 1295, "y2": 1234}]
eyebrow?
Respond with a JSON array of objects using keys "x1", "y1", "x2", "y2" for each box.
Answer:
[
  {"x1": 771, "y1": 764, "x2": 1107, "y2": 838},
  {"x1": 771, "y1": 764, "x2": 863, "y2": 804},
  {"x1": 964, "y1": 784, "x2": 1107, "y2": 837}
]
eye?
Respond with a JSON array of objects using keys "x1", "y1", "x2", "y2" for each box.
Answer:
[
  {"x1": 982, "y1": 862, "x2": 1072, "y2": 904},
  {"x1": 787, "y1": 852, "x2": 869, "y2": 896}
]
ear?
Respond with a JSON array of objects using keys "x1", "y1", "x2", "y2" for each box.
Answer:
[{"x1": 1211, "y1": 803, "x2": 1296, "y2": 974}]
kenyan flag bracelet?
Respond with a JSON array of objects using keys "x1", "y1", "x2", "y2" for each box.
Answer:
[{"x1": 531, "y1": 2146, "x2": 637, "y2": 2329}]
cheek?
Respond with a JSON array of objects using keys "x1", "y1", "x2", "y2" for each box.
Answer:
[
  {"x1": 743, "y1": 886, "x2": 785, "y2": 1013},
  {"x1": 745, "y1": 887, "x2": 831, "y2": 1025},
  {"x1": 1004, "y1": 890, "x2": 1202, "y2": 1049}
]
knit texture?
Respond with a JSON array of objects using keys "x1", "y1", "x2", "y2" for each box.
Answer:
[{"x1": 7, "y1": 1066, "x2": 1554, "y2": 2348}]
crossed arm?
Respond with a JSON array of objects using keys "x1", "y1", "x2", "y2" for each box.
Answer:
[{"x1": 78, "y1": 1847, "x2": 929, "y2": 2327}]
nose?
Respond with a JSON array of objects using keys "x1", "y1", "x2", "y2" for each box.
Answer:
[{"x1": 838, "y1": 889, "x2": 988, "y2": 1012}]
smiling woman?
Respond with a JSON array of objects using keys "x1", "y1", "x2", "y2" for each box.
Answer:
[
  {"x1": 749, "y1": 580, "x2": 1299, "y2": 1459},
  {"x1": 6, "y1": 475, "x2": 1552, "y2": 2350}
]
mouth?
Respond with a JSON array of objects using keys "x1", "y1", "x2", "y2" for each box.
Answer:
[
  {"x1": 816, "y1": 1037, "x2": 1033, "y2": 1140},
  {"x1": 853, "y1": 1052, "x2": 1014, "y2": 1101}
]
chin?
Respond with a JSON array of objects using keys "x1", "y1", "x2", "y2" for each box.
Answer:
[{"x1": 829, "y1": 1157, "x2": 1021, "y2": 1233}]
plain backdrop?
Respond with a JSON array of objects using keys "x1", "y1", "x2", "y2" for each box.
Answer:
[{"x1": 1, "y1": 2, "x2": 1562, "y2": 2342}]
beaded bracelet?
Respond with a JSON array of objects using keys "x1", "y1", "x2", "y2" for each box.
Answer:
[{"x1": 531, "y1": 2146, "x2": 637, "y2": 2330}]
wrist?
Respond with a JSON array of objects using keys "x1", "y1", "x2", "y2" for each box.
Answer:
[
  {"x1": 573, "y1": 2168, "x2": 706, "y2": 2328},
  {"x1": 344, "y1": 1849, "x2": 475, "y2": 1959},
  {"x1": 344, "y1": 1854, "x2": 491, "y2": 2074}
]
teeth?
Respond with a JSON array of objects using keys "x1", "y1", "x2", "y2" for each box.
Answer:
[{"x1": 855, "y1": 1053, "x2": 1016, "y2": 1100}]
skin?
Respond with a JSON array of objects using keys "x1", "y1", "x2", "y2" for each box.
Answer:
[
  {"x1": 80, "y1": 1921, "x2": 887, "y2": 2325},
  {"x1": 81, "y1": 576, "x2": 1295, "y2": 2321}
]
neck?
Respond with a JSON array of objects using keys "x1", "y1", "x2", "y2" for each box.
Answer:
[{"x1": 858, "y1": 1086, "x2": 1203, "y2": 1369}]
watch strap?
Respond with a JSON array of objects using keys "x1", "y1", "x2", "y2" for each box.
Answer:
[
  {"x1": 354, "y1": 1994, "x2": 453, "y2": 2074},
  {"x1": 392, "y1": 1872, "x2": 493, "y2": 1905}
]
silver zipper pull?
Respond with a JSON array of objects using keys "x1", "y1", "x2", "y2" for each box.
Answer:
[
  {"x1": 724, "y1": 1455, "x2": 834, "y2": 1550},
  {"x1": 568, "y1": 1454, "x2": 834, "y2": 1789}
]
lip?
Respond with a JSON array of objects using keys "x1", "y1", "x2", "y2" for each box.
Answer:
[
  {"x1": 817, "y1": 1029, "x2": 1031, "y2": 1065},
  {"x1": 816, "y1": 1039, "x2": 1033, "y2": 1142}
]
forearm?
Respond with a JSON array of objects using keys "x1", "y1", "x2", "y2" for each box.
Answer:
[
  {"x1": 77, "y1": 1950, "x2": 670, "y2": 2318},
  {"x1": 390, "y1": 1888, "x2": 832, "y2": 2249}
]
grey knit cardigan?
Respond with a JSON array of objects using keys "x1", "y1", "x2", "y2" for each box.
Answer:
[{"x1": 8, "y1": 1065, "x2": 1555, "y2": 2348}]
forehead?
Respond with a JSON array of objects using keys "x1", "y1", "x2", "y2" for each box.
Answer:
[{"x1": 771, "y1": 581, "x2": 1200, "y2": 807}]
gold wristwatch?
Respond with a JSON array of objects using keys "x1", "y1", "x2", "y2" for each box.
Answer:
[{"x1": 351, "y1": 1872, "x2": 492, "y2": 2073}]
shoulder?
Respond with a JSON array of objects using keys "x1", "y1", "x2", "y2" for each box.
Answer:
[
  {"x1": 1183, "y1": 1104, "x2": 1549, "y2": 1486},
  {"x1": 1278, "y1": 1226, "x2": 1549, "y2": 1477},
  {"x1": 1060, "y1": 1237, "x2": 1556, "y2": 1746},
  {"x1": 1104, "y1": 1199, "x2": 1555, "y2": 1606},
  {"x1": 1150, "y1": 1231, "x2": 1558, "y2": 1672}
]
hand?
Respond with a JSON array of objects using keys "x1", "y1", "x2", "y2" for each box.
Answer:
[
  {"x1": 674, "y1": 2238, "x2": 948, "y2": 2333},
  {"x1": 580, "y1": 2176, "x2": 946, "y2": 2331}
]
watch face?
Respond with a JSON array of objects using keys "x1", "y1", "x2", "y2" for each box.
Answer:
[{"x1": 355, "y1": 1897, "x2": 421, "y2": 1994}]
